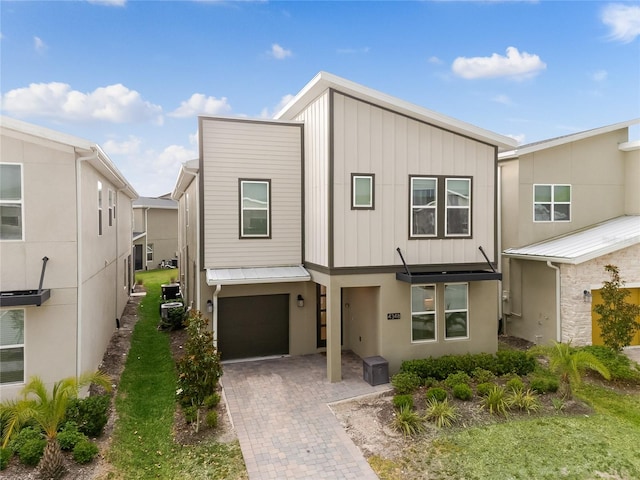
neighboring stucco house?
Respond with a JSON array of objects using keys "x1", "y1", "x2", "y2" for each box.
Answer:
[
  {"x1": 173, "y1": 72, "x2": 517, "y2": 381},
  {"x1": 499, "y1": 120, "x2": 640, "y2": 347},
  {"x1": 133, "y1": 194, "x2": 178, "y2": 271},
  {"x1": 0, "y1": 116, "x2": 137, "y2": 400}
]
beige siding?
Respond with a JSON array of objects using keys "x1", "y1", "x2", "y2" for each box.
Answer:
[
  {"x1": 296, "y1": 92, "x2": 330, "y2": 267},
  {"x1": 177, "y1": 176, "x2": 199, "y2": 309},
  {"x1": 332, "y1": 93, "x2": 497, "y2": 267},
  {"x1": 625, "y1": 149, "x2": 640, "y2": 215},
  {"x1": 202, "y1": 118, "x2": 303, "y2": 268},
  {"x1": 146, "y1": 208, "x2": 178, "y2": 269}
]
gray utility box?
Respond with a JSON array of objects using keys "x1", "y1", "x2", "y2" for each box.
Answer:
[{"x1": 363, "y1": 356, "x2": 389, "y2": 386}]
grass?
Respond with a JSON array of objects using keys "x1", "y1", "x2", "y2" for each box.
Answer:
[{"x1": 105, "y1": 269, "x2": 246, "y2": 479}]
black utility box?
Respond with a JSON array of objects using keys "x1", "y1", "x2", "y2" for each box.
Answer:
[{"x1": 363, "y1": 356, "x2": 389, "y2": 386}]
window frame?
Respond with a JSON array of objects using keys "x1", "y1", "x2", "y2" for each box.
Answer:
[
  {"x1": 0, "y1": 308, "x2": 25, "y2": 385},
  {"x1": 0, "y1": 163, "x2": 24, "y2": 241},
  {"x1": 410, "y1": 176, "x2": 438, "y2": 238},
  {"x1": 98, "y1": 181, "x2": 103, "y2": 236},
  {"x1": 351, "y1": 173, "x2": 375, "y2": 210},
  {"x1": 444, "y1": 282, "x2": 469, "y2": 340},
  {"x1": 533, "y1": 184, "x2": 572, "y2": 223},
  {"x1": 445, "y1": 177, "x2": 472, "y2": 237},
  {"x1": 411, "y1": 284, "x2": 437, "y2": 343},
  {"x1": 239, "y1": 179, "x2": 271, "y2": 239},
  {"x1": 108, "y1": 189, "x2": 114, "y2": 227},
  {"x1": 146, "y1": 243, "x2": 153, "y2": 262}
]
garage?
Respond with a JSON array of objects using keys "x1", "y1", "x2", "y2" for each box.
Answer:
[
  {"x1": 592, "y1": 287, "x2": 640, "y2": 347},
  {"x1": 218, "y1": 294, "x2": 290, "y2": 360}
]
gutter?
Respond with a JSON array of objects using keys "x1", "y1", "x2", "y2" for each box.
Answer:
[{"x1": 546, "y1": 261, "x2": 562, "y2": 342}]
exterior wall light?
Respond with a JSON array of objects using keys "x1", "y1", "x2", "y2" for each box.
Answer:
[
  {"x1": 583, "y1": 290, "x2": 592, "y2": 303},
  {"x1": 297, "y1": 294, "x2": 304, "y2": 308},
  {"x1": 206, "y1": 299, "x2": 213, "y2": 312}
]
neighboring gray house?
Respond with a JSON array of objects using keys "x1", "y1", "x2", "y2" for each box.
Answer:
[
  {"x1": 173, "y1": 72, "x2": 517, "y2": 381},
  {"x1": 499, "y1": 120, "x2": 640, "y2": 347},
  {"x1": 0, "y1": 116, "x2": 137, "y2": 400},
  {"x1": 133, "y1": 194, "x2": 178, "y2": 271}
]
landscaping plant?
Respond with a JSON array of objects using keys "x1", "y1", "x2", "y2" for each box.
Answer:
[
  {"x1": 391, "y1": 371, "x2": 422, "y2": 394},
  {"x1": 393, "y1": 405, "x2": 424, "y2": 436},
  {"x1": 545, "y1": 342, "x2": 610, "y2": 398},
  {"x1": 424, "y1": 398, "x2": 459, "y2": 428},
  {"x1": 480, "y1": 385, "x2": 509, "y2": 416}
]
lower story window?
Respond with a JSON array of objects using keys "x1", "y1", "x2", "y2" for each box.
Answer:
[
  {"x1": 445, "y1": 283, "x2": 468, "y2": 339},
  {"x1": 147, "y1": 243, "x2": 153, "y2": 262},
  {"x1": 0, "y1": 309, "x2": 25, "y2": 384},
  {"x1": 412, "y1": 285, "x2": 436, "y2": 342}
]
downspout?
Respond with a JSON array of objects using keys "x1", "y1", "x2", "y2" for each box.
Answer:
[
  {"x1": 212, "y1": 284, "x2": 221, "y2": 347},
  {"x1": 75, "y1": 148, "x2": 99, "y2": 379},
  {"x1": 546, "y1": 261, "x2": 561, "y2": 342},
  {"x1": 497, "y1": 163, "x2": 504, "y2": 335},
  {"x1": 144, "y1": 207, "x2": 150, "y2": 269}
]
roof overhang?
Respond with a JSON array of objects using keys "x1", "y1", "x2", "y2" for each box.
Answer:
[
  {"x1": 0, "y1": 289, "x2": 51, "y2": 307},
  {"x1": 132, "y1": 231, "x2": 146, "y2": 241},
  {"x1": 206, "y1": 265, "x2": 311, "y2": 286},
  {"x1": 396, "y1": 270, "x2": 502, "y2": 284}
]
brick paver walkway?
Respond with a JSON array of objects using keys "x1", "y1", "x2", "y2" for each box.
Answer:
[{"x1": 222, "y1": 353, "x2": 391, "y2": 480}]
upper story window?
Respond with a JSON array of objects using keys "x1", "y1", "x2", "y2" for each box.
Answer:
[
  {"x1": 240, "y1": 179, "x2": 270, "y2": 238},
  {"x1": 108, "y1": 190, "x2": 114, "y2": 227},
  {"x1": 98, "y1": 181, "x2": 103, "y2": 236},
  {"x1": 411, "y1": 285, "x2": 436, "y2": 342},
  {"x1": 410, "y1": 176, "x2": 472, "y2": 239},
  {"x1": 351, "y1": 174, "x2": 374, "y2": 210},
  {"x1": 0, "y1": 163, "x2": 23, "y2": 241},
  {"x1": 534, "y1": 184, "x2": 571, "y2": 222},
  {"x1": 444, "y1": 283, "x2": 469, "y2": 339},
  {"x1": 0, "y1": 309, "x2": 25, "y2": 385}
]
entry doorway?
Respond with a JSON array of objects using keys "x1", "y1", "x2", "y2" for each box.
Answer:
[
  {"x1": 134, "y1": 244, "x2": 143, "y2": 270},
  {"x1": 316, "y1": 284, "x2": 343, "y2": 348}
]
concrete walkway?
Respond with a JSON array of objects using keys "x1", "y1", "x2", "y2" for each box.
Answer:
[
  {"x1": 624, "y1": 346, "x2": 640, "y2": 365},
  {"x1": 221, "y1": 353, "x2": 391, "y2": 480}
]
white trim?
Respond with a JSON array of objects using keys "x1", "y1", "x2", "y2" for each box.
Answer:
[
  {"x1": 411, "y1": 284, "x2": 437, "y2": 343},
  {"x1": 445, "y1": 178, "x2": 472, "y2": 237},
  {"x1": 444, "y1": 282, "x2": 469, "y2": 341},
  {"x1": 0, "y1": 162, "x2": 24, "y2": 242},
  {"x1": 410, "y1": 176, "x2": 437, "y2": 238},
  {"x1": 0, "y1": 308, "x2": 26, "y2": 386},
  {"x1": 352, "y1": 175, "x2": 373, "y2": 209},
  {"x1": 533, "y1": 184, "x2": 571, "y2": 223},
  {"x1": 240, "y1": 180, "x2": 270, "y2": 238},
  {"x1": 205, "y1": 265, "x2": 311, "y2": 286}
]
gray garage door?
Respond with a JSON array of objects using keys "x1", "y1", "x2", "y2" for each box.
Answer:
[{"x1": 218, "y1": 294, "x2": 289, "y2": 360}]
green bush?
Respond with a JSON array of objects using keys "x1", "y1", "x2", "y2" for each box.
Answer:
[
  {"x1": 471, "y1": 367, "x2": 495, "y2": 383},
  {"x1": 58, "y1": 422, "x2": 86, "y2": 451},
  {"x1": 452, "y1": 383, "x2": 473, "y2": 401},
  {"x1": 481, "y1": 386, "x2": 509, "y2": 416},
  {"x1": 495, "y1": 350, "x2": 536, "y2": 376},
  {"x1": 530, "y1": 376, "x2": 559, "y2": 394},
  {"x1": 8, "y1": 426, "x2": 41, "y2": 454},
  {"x1": 476, "y1": 382, "x2": 496, "y2": 397},
  {"x1": 73, "y1": 439, "x2": 99, "y2": 464},
  {"x1": 0, "y1": 447, "x2": 11, "y2": 470},
  {"x1": 391, "y1": 372, "x2": 422, "y2": 394},
  {"x1": 426, "y1": 387, "x2": 447, "y2": 402},
  {"x1": 65, "y1": 393, "x2": 110, "y2": 437},
  {"x1": 444, "y1": 372, "x2": 471, "y2": 389},
  {"x1": 183, "y1": 405, "x2": 198, "y2": 424},
  {"x1": 203, "y1": 392, "x2": 221, "y2": 409},
  {"x1": 392, "y1": 405, "x2": 424, "y2": 436},
  {"x1": 205, "y1": 410, "x2": 218, "y2": 429},
  {"x1": 423, "y1": 377, "x2": 437, "y2": 388},
  {"x1": 392, "y1": 394, "x2": 414, "y2": 410},
  {"x1": 18, "y1": 439, "x2": 46, "y2": 466},
  {"x1": 582, "y1": 345, "x2": 640, "y2": 383},
  {"x1": 507, "y1": 388, "x2": 541, "y2": 414},
  {"x1": 506, "y1": 376, "x2": 525, "y2": 392},
  {"x1": 424, "y1": 398, "x2": 459, "y2": 428}
]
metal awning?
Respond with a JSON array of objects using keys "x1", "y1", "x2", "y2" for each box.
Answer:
[
  {"x1": 0, "y1": 256, "x2": 51, "y2": 307},
  {"x1": 206, "y1": 265, "x2": 311, "y2": 286},
  {"x1": 396, "y1": 270, "x2": 502, "y2": 284}
]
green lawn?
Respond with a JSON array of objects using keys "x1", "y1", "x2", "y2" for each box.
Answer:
[{"x1": 105, "y1": 269, "x2": 247, "y2": 479}]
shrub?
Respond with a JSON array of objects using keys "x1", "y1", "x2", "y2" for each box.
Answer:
[
  {"x1": 551, "y1": 398, "x2": 566, "y2": 413},
  {"x1": 203, "y1": 392, "x2": 221, "y2": 409},
  {"x1": 391, "y1": 372, "x2": 422, "y2": 394},
  {"x1": 481, "y1": 386, "x2": 509, "y2": 416},
  {"x1": 73, "y1": 439, "x2": 99, "y2": 464},
  {"x1": 471, "y1": 368, "x2": 494, "y2": 383},
  {"x1": 57, "y1": 422, "x2": 86, "y2": 451},
  {"x1": 183, "y1": 406, "x2": 198, "y2": 424},
  {"x1": 392, "y1": 394, "x2": 414, "y2": 410},
  {"x1": 506, "y1": 376, "x2": 525, "y2": 392},
  {"x1": 426, "y1": 387, "x2": 447, "y2": 402},
  {"x1": 530, "y1": 376, "x2": 559, "y2": 394},
  {"x1": 176, "y1": 311, "x2": 223, "y2": 408},
  {"x1": 18, "y1": 438, "x2": 46, "y2": 466},
  {"x1": 476, "y1": 382, "x2": 496, "y2": 397},
  {"x1": 65, "y1": 393, "x2": 110, "y2": 437},
  {"x1": 452, "y1": 383, "x2": 473, "y2": 401},
  {"x1": 0, "y1": 447, "x2": 12, "y2": 470},
  {"x1": 495, "y1": 350, "x2": 536, "y2": 376},
  {"x1": 508, "y1": 388, "x2": 541, "y2": 414},
  {"x1": 424, "y1": 398, "x2": 459, "y2": 428},
  {"x1": 205, "y1": 410, "x2": 218, "y2": 429},
  {"x1": 423, "y1": 377, "x2": 437, "y2": 388},
  {"x1": 8, "y1": 426, "x2": 41, "y2": 454},
  {"x1": 582, "y1": 345, "x2": 640, "y2": 383},
  {"x1": 444, "y1": 372, "x2": 471, "y2": 389},
  {"x1": 392, "y1": 406, "x2": 424, "y2": 436}
]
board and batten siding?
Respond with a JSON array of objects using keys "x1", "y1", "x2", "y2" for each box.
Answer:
[
  {"x1": 332, "y1": 93, "x2": 497, "y2": 267},
  {"x1": 201, "y1": 118, "x2": 303, "y2": 269},
  {"x1": 295, "y1": 92, "x2": 331, "y2": 267}
]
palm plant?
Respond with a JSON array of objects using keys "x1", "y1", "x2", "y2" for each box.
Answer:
[
  {"x1": 1, "y1": 371, "x2": 111, "y2": 479},
  {"x1": 547, "y1": 342, "x2": 610, "y2": 398}
]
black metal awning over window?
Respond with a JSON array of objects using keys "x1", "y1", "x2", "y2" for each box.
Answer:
[
  {"x1": 0, "y1": 256, "x2": 51, "y2": 307},
  {"x1": 396, "y1": 270, "x2": 502, "y2": 284}
]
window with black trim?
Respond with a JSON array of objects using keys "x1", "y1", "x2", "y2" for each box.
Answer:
[
  {"x1": 446, "y1": 178, "x2": 471, "y2": 236},
  {"x1": 0, "y1": 309, "x2": 25, "y2": 384},
  {"x1": 240, "y1": 179, "x2": 270, "y2": 238},
  {"x1": 0, "y1": 163, "x2": 23, "y2": 241},
  {"x1": 351, "y1": 174, "x2": 374, "y2": 210},
  {"x1": 534, "y1": 184, "x2": 571, "y2": 222},
  {"x1": 410, "y1": 177, "x2": 437, "y2": 237},
  {"x1": 444, "y1": 283, "x2": 468, "y2": 339}
]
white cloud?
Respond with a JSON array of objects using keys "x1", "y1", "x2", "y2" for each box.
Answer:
[
  {"x1": 507, "y1": 133, "x2": 526, "y2": 145},
  {"x1": 602, "y1": 3, "x2": 640, "y2": 43},
  {"x1": 103, "y1": 135, "x2": 141, "y2": 155},
  {"x1": 261, "y1": 93, "x2": 294, "y2": 119},
  {"x1": 591, "y1": 69, "x2": 608, "y2": 82},
  {"x1": 492, "y1": 94, "x2": 514, "y2": 106},
  {"x1": 269, "y1": 43, "x2": 292, "y2": 60},
  {"x1": 0, "y1": 82, "x2": 163, "y2": 124},
  {"x1": 452, "y1": 46, "x2": 546, "y2": 80},
  {"x1": 169, "y1": 93, "x2": 231, "y2": 118},
  {"x1": 428, "y1": 56, "x2": 443, "y2": 65},
  {"x1": 87, "y1": 0, "x2": 127, "y2": 6},
  {"x1": 34, "y1": 36, "x2": 48, "y2": 54}
]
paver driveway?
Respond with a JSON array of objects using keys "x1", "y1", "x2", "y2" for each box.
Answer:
[{"x1": 222, "y1": 353, "x2": 391, "y2": 480}]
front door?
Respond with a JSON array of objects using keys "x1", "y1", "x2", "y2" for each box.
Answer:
[
  {"x1": 134, "y1": 244, "x2": 143, "y2": 270},
  {"x1": 316, "y1": 284, "x2": 343, "y2": 348}
]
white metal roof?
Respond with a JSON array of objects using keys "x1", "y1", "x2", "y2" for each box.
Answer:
[
  {"x1": 274, "y1": 71, "x2": 517, "y2": 150},
  {"x1": 206, "y1": 265, "x2": 311, "y2": 286},
  {"x1": 503, "y1": 216, "x2": 640, "y2": 264},
  {"x1": 133, "y1": 196, "x2": 178, "y2": 209}
]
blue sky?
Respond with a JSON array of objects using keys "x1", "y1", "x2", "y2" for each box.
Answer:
[{"x1": 1, "y1": 0, "x2": 639, "y2": 197}]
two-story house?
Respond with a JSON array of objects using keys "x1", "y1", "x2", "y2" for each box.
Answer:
[
  {"x1": 173, "y1": 72, "x2": 516, "y2": 381},
  {"x1": 133, "y1": 194, "x2": 178, "y2": 271},
  {"x1": 499, "y1": 120, "x2": 640, "y2": 347},
  {"x1": 0, "y1": 116, "x2": 137, "y2": 400}
]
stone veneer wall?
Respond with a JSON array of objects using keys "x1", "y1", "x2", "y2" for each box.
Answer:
[{"x1": 560, "y1": 243, "x2": 640, "y2": 345}]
